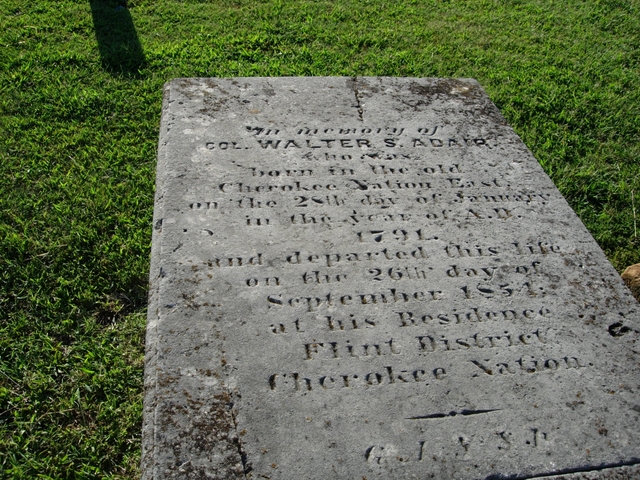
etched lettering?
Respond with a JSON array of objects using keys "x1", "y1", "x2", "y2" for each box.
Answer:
[
  {"x1": 220, "y1": 181, "x2": 337, "y2": 193},
  {"x1": 206, "y1": 253, "x2": 263, "y2": 268},
  {"x1": 246, "y1": 276, "x2": 280, "y2": 287},
  {"x1": 346, "y1": 179, "x2": 431, "y2": 191},
  {"x1": 268, "y1": 365, "x2": 445, "y2": 392},
  {"x1": 153, "y1": 79, "x2": 640, "y2": 479},
  {"x1": 326, "y1": 314, "x2": 376, "y2": 331},
  {"x1": 205, "y1": 141, "x2": 248, "y2": 150},
  {"x1": 190, "y1": 201, "x2": 218, "y2": 210},
  {"x1": 302, "y1": 270, "x2": 347, "y2": 284},
  {"x1": 328, "y1": 165, "x2": 355, "y2": 175},
  {"x1": 397, "y1": 306, "x2": 552, "y2": 327},
  {"x1": 284, "y1": 246, "x2": 428, "y2": 267},
  {"x1": 422, "y1": 164, "x2": 461, "y2": 174},
  {"x1": 246, "y1": 216, "x2": 271, "y2": 226},
  {"x1": 513, "y1": 242, "x2": 562, "y2": 255},
  {"x1": 257, "y1": 139, "x2": 281, "y2": 149},
  {"x1": 470, "y1": 355, "x2": 592, "y2": 377},
  {"x1": 246, "y1": 126, "x2": 279, "y2": 135},
  {"x1": 461, "y1": 281, "x2": 545, "y2": 299},
  {"x1": 251, "y1": 167, "x2": 313, "y2": 177},
  {"x1": 268, "y1": 288, "x2": 444, "y2": 312},
  {"x1": 366, "y1": 266, "x2": 428, "y2": 281},
  {"x1": 269, "y1": 319, "x2": 304, "y2": 334},
  {"x1": 304, "y1": 338, "x2": 400, "y2": 360},
  {"x1": 370, "y1": 165, "x2": 410, "y2": 175},
  {"x1": 445, "y1": 244, "x2": 500, "y2": 258},
  {"x1": 236, "y1": 197, "x2": 277, "y2": 208},
  {"x1": 291, "y1": 213, "x2": 332, "y2": 225},
  {"x1": 294, "y1": 195, "x2": 344, "y2": 207},
  {"x1": 416, "y1": 328, "x2": 549, "y2": 353}
]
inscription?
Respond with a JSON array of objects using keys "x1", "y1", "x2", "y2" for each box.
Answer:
[
  {"x1": 245, "y1": 216, "x2": 271, "y2": 226},
  {"x1": 190, "y1": 122, "x2": 614, "y2": 450},
  {"x1": 357, "y1": 229, "x2": 435, "y2": 243},
  {"x1": 446, "y1": 262, "x2": 542, "y2": 279},
  {"x1": 246, "y1": 126, "x2": 280, "y2": 135},
  {"x1": 454, "y1": 192, "x2": 550, "y2": 204},
  {"x1": 416, "y1": 328, "x2": 549, "y2": 353},
  {"x1": 184, "y1": 184, "x2": 560, "y2": 226},
  {"x1": 303, "y1": 338, "x2": 401, "y2": 360},
  {"x1": 151, "y1": 79, "x2": 640, "y2": 480},
  {"x1": 267, "y1": 352, "x2": 591, "y2": 393},
  {"x1": 411, "y1": 138, "x2": 492, "y2": 148},
  {"x1": 294, "y1": 195, "x2": 345, "y2": 207},
  {"x1": 268, "y1": 365, "x2": 446, "y2": 392},
  {"x1": 219, "y1": 181, "x2": 337, "y2": 193},
  {"x1": 245, "y1": 276, "x2": 281, "y2": 287},
  {"x1": 244, "y1": 136, "x2": 496, "y2": 150},
  {"x1": 205, "y1": 127, "x2": 503, "y2": 154},
  {"x1": 255, "y1": 241, "x2": 558, "y2": 261},
  {"x1": 345, "y1": 210, "x2": 415, "y2": 224},
  {"x1": 269, "y1": 315, "x2": 377, "y2": 335},
  {"x1": 444, "y1": 244, "x2": 499, "y2": 258},
  {"x1": 250, "y1": 167, "x2": 313, "y2": 177},
  {"x1": 236, "y1": 197, "x2": 277, "y2": 208},
  {"x1": 345, "y1": 179, "x2": 431, "y2": 191},
  {"x1": 190, "y1": 201, "x2": 218, "y2": 210},
  {"x1": 285, "y1": 247, "x2": 429, "y2": 267},
  {"x1": 366, "y1": 266, "x2": 429, "y2": 282},
  {"x1": 267, "y1": 288, "x2": 444, "y2": 312},
  {"x1": 302, "y1": 270, "x2": 348, "y2": 284},
  {"x1": 270, "y1": 319, "x2": 305, "y2": 334},
  {"x1": 446, "y1": 177, "x2": 504, "y2": 188},
  {"x1": 397, "y1": 306, "x2": 552, "y2": 327},
  {"x1": 206, "y1": 253, "x2": 263, "y2": 268},
  {"x1": 326, "y1": 315, "x2": 376, "y2": 331},
  {"x1": 460, "y1": 280, "x2": 546, "y2": 299},
  {"x1": 470, "y1": 355, "x2": 591, "y2": 376},
  {"x1": 365, "y1": 427, "x2": 550, "y2": 465},
  {"x1": 268, "y1": 306, "x2": 555, "y2": 336},
  {"x1": 295, "y1": 127, "x2": 405, "y2": 135}
]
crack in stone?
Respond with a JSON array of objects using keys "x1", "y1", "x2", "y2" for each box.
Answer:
[
  {"x1": 351, "y1": 76, "x2": 364, "y2": 122},
  {"x1": 228, "y1": 397, "x2": 252, "y2": 476},
  {"x1": 485, "y1": 459, "x2": 640, "y2": 480}
]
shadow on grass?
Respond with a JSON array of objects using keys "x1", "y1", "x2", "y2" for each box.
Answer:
[{"x1": 89, "y1": 0, "x2": 145, "y2": 77}]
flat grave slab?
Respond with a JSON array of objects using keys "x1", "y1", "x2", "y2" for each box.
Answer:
[{"x1": 142, "y1": 77, "x2": 640, "y2": 479}]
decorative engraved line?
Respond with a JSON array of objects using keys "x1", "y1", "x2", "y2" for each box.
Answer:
[{"x1": 406, "y1": 409, "x2": 500, "y2": 420}]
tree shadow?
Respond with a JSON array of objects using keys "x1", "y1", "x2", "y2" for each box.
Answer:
[{"x1": 89, "y1": 0, "x2": 146, "y2": 77}]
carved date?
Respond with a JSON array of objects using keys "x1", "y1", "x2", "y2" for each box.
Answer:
[
  {"x1": 366, "y1": 266, "x2": 429, "y2": 281},
  {"x1": 460, "y1": 281, "x2": 546, "y2": 299},
  {"x1": 357, "y1": 228, "x2": 436, "y2": 243}
]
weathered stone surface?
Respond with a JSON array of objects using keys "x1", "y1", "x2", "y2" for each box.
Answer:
[
  {"x1": 622, "y1": 264, "x2": 640, "y2": 303},
  {"x1": 143, "y1": 77, "x2": 640, "y2": 479}
]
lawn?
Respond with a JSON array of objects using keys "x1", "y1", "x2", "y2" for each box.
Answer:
[{"x1": 1, "y1": 0, "x2": 638, "y2": 477}]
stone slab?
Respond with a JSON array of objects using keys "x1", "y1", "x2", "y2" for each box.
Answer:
[{"x1": 142, "y1": 77, "x2": 640, "y2": 479}]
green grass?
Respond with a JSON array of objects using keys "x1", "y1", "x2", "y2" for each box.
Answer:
[{"x1": 1, "y1": 0, "x2": 638, "y2": 477}]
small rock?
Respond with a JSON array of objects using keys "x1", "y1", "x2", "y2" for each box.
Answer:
[{"x1": 622, "y1": 263, "x2": 640, "y2": 302}]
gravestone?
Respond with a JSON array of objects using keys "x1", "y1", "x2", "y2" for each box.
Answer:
[{"x1": 142, "y1": 77, "x2": 640, "y2": 479}]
